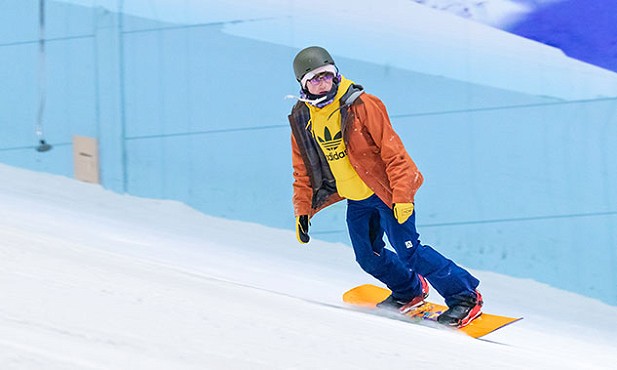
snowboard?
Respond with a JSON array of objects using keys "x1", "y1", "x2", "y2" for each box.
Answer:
[{"x1": 343, "y1": 284, "x2": 522, "y2": 339}]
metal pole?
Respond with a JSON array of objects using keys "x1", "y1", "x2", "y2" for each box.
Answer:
[{"x1": 36, "y1": 0, "x2": 52, "y2": 152}]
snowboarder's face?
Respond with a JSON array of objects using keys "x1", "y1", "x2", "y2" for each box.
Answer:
[{"x1": 306, "y1": 72, "x2": 334, "y2": 95}]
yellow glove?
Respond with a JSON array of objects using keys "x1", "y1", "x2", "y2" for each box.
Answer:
[
  {"x1": 393, "y1": 203, "x2": 414, "y2": 224},
  {"x1": 296, "y1": 215, "x2": 310, "y2": 244}
]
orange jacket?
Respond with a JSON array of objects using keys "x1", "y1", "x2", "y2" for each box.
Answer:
[{"x1": 289, "y1": 83, "x2": 424, "y2": 217}]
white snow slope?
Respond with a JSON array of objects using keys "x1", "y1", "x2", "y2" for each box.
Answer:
[{"x1": 1, "y1": 163, "x2": 617, "y2": 369}]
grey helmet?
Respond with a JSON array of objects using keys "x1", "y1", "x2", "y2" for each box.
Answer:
[{"x1": 293, "y1": 46, "x2": 336, "y2": 82}]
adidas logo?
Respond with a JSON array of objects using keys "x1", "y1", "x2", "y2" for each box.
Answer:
[{"x1": 317, "y1": 127, "x2": 342, "y2": 152}]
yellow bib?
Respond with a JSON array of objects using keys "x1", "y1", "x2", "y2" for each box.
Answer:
[{"x1": 307, "y1": 77, "x2": 374, "y2": 201}]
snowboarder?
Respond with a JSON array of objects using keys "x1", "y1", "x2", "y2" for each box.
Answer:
[{"x1": 288, "y1": 46, "x2": 483, "y2": 327}]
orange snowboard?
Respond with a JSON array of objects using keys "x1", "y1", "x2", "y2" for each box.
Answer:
[{"x1": 343, "y1": 284, "x2": 522, "y2": 339}]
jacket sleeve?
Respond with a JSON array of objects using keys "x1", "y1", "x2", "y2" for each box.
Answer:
[
  {"x1": 291, "y1": 133, "x2": 313, "y2": 216},
  {"x1": 360, "y1": 95, "x2": 423, "y2": 204}
]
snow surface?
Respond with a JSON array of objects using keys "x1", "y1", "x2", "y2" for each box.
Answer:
[
  {"x1": 2, "y1": 163, "x2": 617, "y2": 369},
  {"x1": 409, "y1": 0, "x2": 534, "y2": 27},
  {"x1": 407, "y1": 0, "x2": 572, "y2": 27}
]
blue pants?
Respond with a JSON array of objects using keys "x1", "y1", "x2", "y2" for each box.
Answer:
[{"x1": 346, "y1": 194, "x2": 479, "y2": 307}]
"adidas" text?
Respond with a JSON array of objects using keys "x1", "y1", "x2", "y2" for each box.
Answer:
[{"x1": 326, "y1": 149, "x2": 347, "y2": 161}]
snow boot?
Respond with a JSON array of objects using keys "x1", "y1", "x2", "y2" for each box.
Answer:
[
  {"x1": 437, "y1": 290, "x2": 483, "y2": 328},
  {"x1": 377, "y1": 275, "x2": 429, "y2": 313}
]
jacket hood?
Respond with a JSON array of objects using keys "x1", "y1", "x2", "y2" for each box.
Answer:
[{"x1": 339, "y1": 78, "x2": 365, "y2": 107}]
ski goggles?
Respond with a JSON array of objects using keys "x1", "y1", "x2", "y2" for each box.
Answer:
[{"x1": 307, "y1": 72, "x2": 335, "y2": 86}]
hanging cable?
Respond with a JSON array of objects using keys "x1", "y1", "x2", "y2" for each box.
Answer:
[{"x1": 35, "y1": 0, "x2": 52, "y2": 152}]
